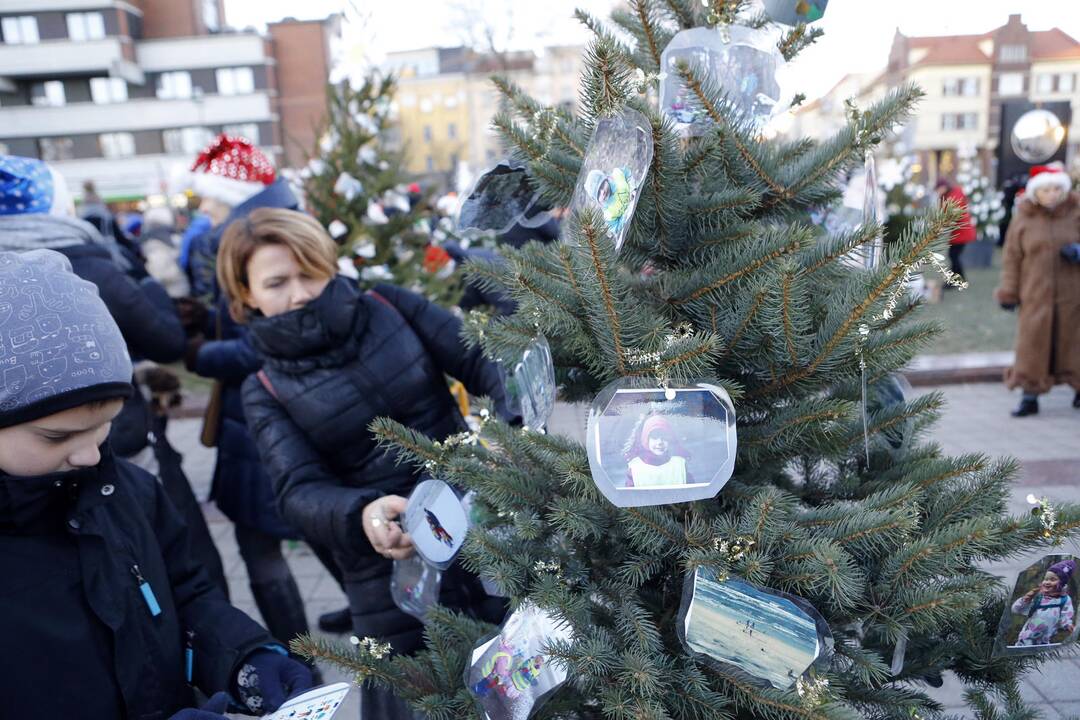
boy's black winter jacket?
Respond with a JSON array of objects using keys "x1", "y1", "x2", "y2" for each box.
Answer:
[{"x1": 0, "y1": 450, "x2": 272, "y2": 719}]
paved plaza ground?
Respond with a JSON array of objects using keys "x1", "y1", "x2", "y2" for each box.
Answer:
[{"x1": 169, "y1": 383, "x2": 1080, "y2": 718}]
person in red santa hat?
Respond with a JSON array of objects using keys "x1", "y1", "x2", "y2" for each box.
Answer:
[
  {"x1": 995, "y1": 162, "x2": 1080, "y2": 416},
  {"x1": 176, "y1": 134, "x2": 346, "y2": 655}
]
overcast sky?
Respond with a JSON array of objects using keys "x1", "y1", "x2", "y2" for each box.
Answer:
[{"x1": 224, "y1": 0, "x2": 1080, "y2": 101}]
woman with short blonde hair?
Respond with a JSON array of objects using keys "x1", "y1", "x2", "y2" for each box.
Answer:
[{"x1": 220, "y1": 207, "x2": 510, "y2": 719}]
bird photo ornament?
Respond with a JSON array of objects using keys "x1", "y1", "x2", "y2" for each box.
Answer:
[
  {"x1": 678, "y1": 567, "x2": 834, "y2": 690},
  {"x1": 586, "y1": 377, "x2": 737, "y2": 508},
  {"x1": 390, "y1": 554, "x2": 442, "y2": 622},
  {"x1": 402, "y1": 479, "x2": 469, "y2": 569},
  {"x1": 457, "y1": 162, "x2": 541, "y2": 236},
  {"x1": 465, "y1": 602, "x2": 573, "y2": 720},
  {"x1": 567, "y1": 108, "x2": 653, "y2": 254}
]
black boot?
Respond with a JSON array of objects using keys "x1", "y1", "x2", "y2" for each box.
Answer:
[
  {"x1": 1011, "y1": 396, "x2": 1039, "y2": 417},
  {"x1": 250, "y1": 577, "x2": 310, "y2": 647},
  {"x1": 1073, "y1": 392, "x2": 1080, "y2": 409},
  {"x1": 318, "y1": 606, "x2": 353, "y2": 634}
]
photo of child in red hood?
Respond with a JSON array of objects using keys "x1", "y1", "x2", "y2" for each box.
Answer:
[{"x1": 624, "y1": 415, "x2": 696, "y2": 488}]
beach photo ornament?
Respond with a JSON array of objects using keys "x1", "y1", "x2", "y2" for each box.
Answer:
[
  {"x1": 567, "y1": 108, "x2": 653, "y2": 254},
  {"x1": 763, "y1": 0, "x2": 828, "y2": 25},
  {"x1": 465, "y1": 602, "x2": 573, "y2": 720},
  {"x1": 457, "y1": 163, "x2": 541, "y2": 236},
  {"x1": 402, "y1": 479, "x2": 469, "y2": 569},
  {"x1": 993, "y1": 554, "x2": 1079, "y2": 657},
  {"x1": 678, "y1": 567, "x2": 834, "y2": 689},
  {"x1": 500, "y1": 335, "x2": 557, "y2": 430},
  {"x1": 390, "y1": 554, "x2": 443, "y2": 622},
  {"x1": 586, "y1": 377, "x2": 737, "y2": 508}
]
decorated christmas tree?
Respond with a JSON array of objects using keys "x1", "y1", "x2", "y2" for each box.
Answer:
[
  {"x1": 301, "y1": 72, "x2": 461, "y2": 305},
  {"x1": 296, "y1": 2, "x2": 1080, "y2": 718},
  {"x1": 956, "y1": 150, "x2": 1005, "y2": 244}
]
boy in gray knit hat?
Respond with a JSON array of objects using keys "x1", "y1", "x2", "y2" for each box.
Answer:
[{"x1": 0, "y1": 250, "x2": 313, "y2": 719}]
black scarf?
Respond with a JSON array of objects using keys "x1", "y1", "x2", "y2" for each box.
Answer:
[{"x1": 0, "y1": 466, "x2": 96, "y2": 534}]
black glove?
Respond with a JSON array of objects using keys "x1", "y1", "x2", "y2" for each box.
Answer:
[
  {"x1": 167, "y1": 692, "x2": 230, "y2": 719},
  {"x1": 1000, "y1": 302, "x2": 1018, "y2": 311},
  {"x1": 233, "y1": 648, "x2": 314, "y2": 714},
  {"x1": 175, "y1": 297, "x2": 210, "y2": 336},
  {"x1": 1062, "y1": 242, "x2": 1080, "y2": 265}
]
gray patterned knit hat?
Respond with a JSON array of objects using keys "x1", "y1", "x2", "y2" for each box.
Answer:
[{"x1": 0, "y1": 249, "x2": 132, "y2": 428}]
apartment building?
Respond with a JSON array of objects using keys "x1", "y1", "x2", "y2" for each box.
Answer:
[
  {"x1": 0, "y1": 0, "x2": 339, "y2": 200},
  {"x1": 790, "y1": 14, "x2": 1080, "y2": 182},
  {"x1": 386, "y1": 44, "x2": 584, "y2": 178}
]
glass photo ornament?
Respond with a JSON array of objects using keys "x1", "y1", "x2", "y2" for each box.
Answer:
[
  {"x1": 993, "y1": 554, "x2": 1079, "y2": 657},
  {"x1": 402, "y1": 479, "x2": 469, "y2": 570},
  {"x1": 677, "y1": 567, "x2": 834, "y2": 689},
  {"x1": 500, "y1": 335, "x2": 557, "y2": 430},
  {"x1": 710, "y1": 25, "x2": 791, "y2": 133},
  {"x1": 586, "y1": 378, "x2": 737, "y2": 508},
  {"x1": 390, "y1": 554, "x2": 442, "y2": 622},
  {"x1": 763, "y1": 0, "x2": 828, "y2": 25},
  {"x1": 457, "y1": 163, "x2": 540, "y2": 236},
  {"x1": 659, "y1": 28, "x2": 725, "y2": 137},
  {"x1": 568, "y1": 108, "x2": 653, "y2": 254},
  {"x1": 264, "y1": 682, "x2": 351, "y2": 720},
  {"x1": 465, "y1": 602, "x2": 573, "y2": 720}
]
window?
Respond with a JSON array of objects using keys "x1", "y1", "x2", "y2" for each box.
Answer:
[
  {"x1": 202, "y1": 0, "x2": 220, "y2": 32},
  {"x1": 215, "y1": 67, "x2": 254, "y2": 96},
  {"x1": 998, "y1": 72, "x2": 1024, "y2": 96},
  {"x1": 100, "y1": 132, "x2": 136, "y2": 159},
  {"x1": 31, "y1": 81, "x2": 66, "y2": 107},
  {"x1": 943, "y1": 77, "x2": 979, "y2": 97},
  {"x1": 1036, "y1": 73, "x2": 1054, "y2": 93},
  {"x1": 1, "y1": 16, "x2": 39, "y2": 44},
  {"x1": 90, "y1": 77, "x2": 127, "y2": 104},
  {"x1": 423, "y1": 125, "x2": 433, "y2": 143},
  {"x1": 0, "y1": 142, "x2": 9, "y2": 156},
  {"x1": 941, "y1": 113, "x2": 977, "y2": 131},
  {"x1": 400, "y1": 93, "x2": 416, "y2": 108},
  {"x1": 419, "y1": 98, "x2": 433, "y2": 113},
  {"x1": 1000, "y1": 44, "x2": 1027, "y2": 62},
  {"x1": 425, "y1": 155, "x2": 434, "y2": 172},
  {"x1": 222, "y1": 123, "x2": 259, "y2": 143},
  {"x1": 1060, "y1": 73, "x2": 1076, "y2": 93},
  {"x1": 449, "y1": 152, "x2": 458, "y2": 167},
  {"x1": 39, "y1": 137, "x2": 74, "y2": 162},
  {"x1": 447, "y1": 122, "x2": 456, "y2": 139},
  {"x1": 163, "y1": 127, "x2": 213, "y2": 155},
  {"x1": 157, "y1": 71, "x2": 193, "y2": 100},
  {"x1": 66, "y1": 12, "x2": 106, "y2": 41}
]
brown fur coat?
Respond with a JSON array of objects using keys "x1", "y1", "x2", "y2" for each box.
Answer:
[{"x1": 995, "y1": 192, "x2": 1080, "y2": 394}]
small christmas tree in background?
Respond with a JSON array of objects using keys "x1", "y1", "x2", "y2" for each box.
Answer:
[
  {"x1": 880, "y1": 154, "x2": 927, "y2": 246},
  {"x1": 296, "y1": 2, "x2": 1080, "y2": 718},
  {"x1": 301, "y1": 72, "x2": 461, "y2": 305}
]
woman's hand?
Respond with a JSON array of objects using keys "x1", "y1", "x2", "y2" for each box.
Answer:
[{"x1": 361, "y1": 495, "x2": 415, "y2": 560}]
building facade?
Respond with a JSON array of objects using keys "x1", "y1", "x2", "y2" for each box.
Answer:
[
  {"x1": 386, "y1": 44, "x2": 584, "y2": 180},
  {"x1": 0, "y1": 0, "x2": 339, "y2": 200},
  {"x1": 790, "y1": 14, "x2": 1080, "y2": 183}
]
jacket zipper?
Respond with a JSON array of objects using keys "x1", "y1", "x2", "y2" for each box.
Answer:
[
  {"x1": 131, "y1": 564, "x2": 162, "y2": 617},
  {"x1": 185, "y1": 629, "x2": 196, "y2": 683}
]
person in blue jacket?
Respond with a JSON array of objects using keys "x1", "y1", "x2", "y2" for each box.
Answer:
[{"x1": 179, "y1": 134, "x2": 319, "y2": 650}]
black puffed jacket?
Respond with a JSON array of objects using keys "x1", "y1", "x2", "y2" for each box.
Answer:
[
  {"x1": 0, "y1": 450, "x2": 272, "y2": 719},
  {"x1": 242, "y1": 278, "x2": 508, "y2": 649}
]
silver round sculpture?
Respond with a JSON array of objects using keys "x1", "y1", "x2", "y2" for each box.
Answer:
[{"x1": 1011, "y1": 109, "x2": 1065, "y2": 164}]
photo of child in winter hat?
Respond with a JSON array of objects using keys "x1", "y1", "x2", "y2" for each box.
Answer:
[
  {"x1": 1007, "y1": 558, "x2": 1077, "y2": 648},
  {"x1": 624, "y1": 414, "x2": 696, "y2": 488},
  {"x1": 584, "y1": 167, "x2": 636, "y2": 238}
]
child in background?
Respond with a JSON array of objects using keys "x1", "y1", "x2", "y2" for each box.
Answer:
[
  {"x1": 0, "y1": 250, "x2": 311, "y2": 719},
  {"x1": 1010, "y1": 559, "x2": 1077, "y2": 646},
  {"x1": 625, "y1": 415, "x2": 694, "y2": 488}
]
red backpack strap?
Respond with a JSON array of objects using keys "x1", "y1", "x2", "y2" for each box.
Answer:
[
  {"x1": 366, "y1": 288, "x2": 398, "y2": 314},
  {"x1": 256, "y1": 369, "x2": 279, "y2": 401}
]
